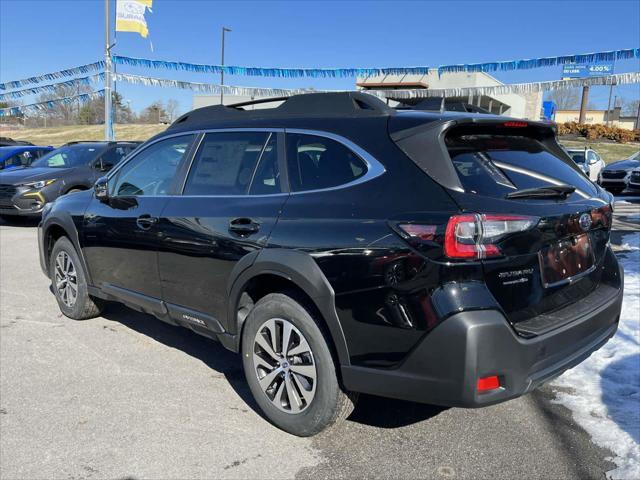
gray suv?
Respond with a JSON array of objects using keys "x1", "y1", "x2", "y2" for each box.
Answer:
[{"x1": 0, "y1": 141, "x2": 139, "y2": 220}]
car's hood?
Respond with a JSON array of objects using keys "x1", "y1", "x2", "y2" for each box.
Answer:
[
  {"x1": 604, "y1": 159, "x2": 640, "y2": 170},
  {"x1": 0, "y1": 167, "x2": 71, "y2": 185}
]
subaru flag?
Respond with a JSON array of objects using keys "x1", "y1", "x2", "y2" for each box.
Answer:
[{"x1": 116, "y1": 0, "x2": 152, "y2": 38}]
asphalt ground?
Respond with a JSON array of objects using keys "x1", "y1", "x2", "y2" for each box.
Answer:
[{"x1": 0, "y1": 196, "x2": 638, "y2": 480}]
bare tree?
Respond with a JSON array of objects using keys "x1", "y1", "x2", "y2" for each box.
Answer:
[
  {"x1": 140, "y1": 101, "x2": 168, "y2": 124},
  {"x1": 165, "y1": 99, "x2": 179, "y2": 122},
  {"x1": 546, "y1": 88, "x2": 581, "y2": 110},
  {"x1": 620, "y1": 98, "x2": 640, "y2": 117}
]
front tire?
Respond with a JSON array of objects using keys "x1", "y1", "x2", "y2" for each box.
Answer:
[
  {"x1": 50, "y1": 236, "x2": 104, "y2": 320},
  {"x1": 241, "y1": 292, "x2": 356, "y2": 436}
]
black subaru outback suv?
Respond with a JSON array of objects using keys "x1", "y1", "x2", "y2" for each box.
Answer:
[{"x1": 38, "y1": 93, "x2": 623, "y2": 436}]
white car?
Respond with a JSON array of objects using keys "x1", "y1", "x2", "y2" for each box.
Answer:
[{"x1": 566, "y1": 148, "x2": 605, "y2": 182}]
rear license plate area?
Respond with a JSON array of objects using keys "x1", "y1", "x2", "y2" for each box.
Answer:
[{"x1": 539, "y1": 234, "x2": 595, "y2": 288}]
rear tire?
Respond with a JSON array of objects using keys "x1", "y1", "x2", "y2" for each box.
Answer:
[
  {"x1": 241, "y1": 292, "x2": 357, "y2": 436},
  {"x1": 50, "y1": 236, "x2": 104, "y2": 320}
]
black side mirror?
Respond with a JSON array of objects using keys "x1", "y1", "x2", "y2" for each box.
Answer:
[{"x1": 94, "y1": 176, "x2": 109, "y2": 203}]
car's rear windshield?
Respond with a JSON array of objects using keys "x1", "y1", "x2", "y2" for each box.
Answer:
[
  {"x1": 31, "y1": 144, "x2": 103, "y2": 169},
  {"x1": 445, "y1": 133, "x2": 597, "y2": 198}
]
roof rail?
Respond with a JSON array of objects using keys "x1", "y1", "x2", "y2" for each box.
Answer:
[{"x1": 169, "y1": 92, "x2": 393, "y2": 129}]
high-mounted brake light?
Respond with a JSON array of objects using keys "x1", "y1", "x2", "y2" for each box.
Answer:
[
  {"x1": 444, "y1": 214, "x2": 538, "y2": 260},
  {"x1": 503, "y1": 121, "x2": 529, "y2": 128},
  {"x1": 477, "y1": 375, "x2": 501, "y2": 393}
]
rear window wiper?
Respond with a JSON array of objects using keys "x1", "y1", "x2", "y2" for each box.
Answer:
[{"x1": 506, "y1": 184, "x2": 575, "y2": 199}]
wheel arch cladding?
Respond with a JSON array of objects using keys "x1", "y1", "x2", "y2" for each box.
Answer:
[
  {"x1": 43, "y1": 216, "x2": 92, "y2": 284},
  {"x1": 227, "y1": 248, "x2": 351, "y2": 366}
]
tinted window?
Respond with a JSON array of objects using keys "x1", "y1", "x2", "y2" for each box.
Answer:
[
  {"x1": 249, "y1": 135, "x2": 280, "y2": 195},
  {"x1": 569, "y1": 152, "x2": 585, "y2": 164},
  {"x1": 446, "y1": 135, "x2": 597, "y2": 198},
  {"x1": 286, "y1": 133, "x2": 367, "y2": 192},
  {"x1": 3, "y1": 151, "x2": 34, "y2": 168},
  {"x1": 31, "y1": 144, "x2": 102, "y2": 168},
  {"x1": 111, "y1": 135, "x2": 194, "y2": 196},
  {"x1": 184, "y1": 132, "x2": 275, "y2": 196},
  {"x1": 101, "y1": 146, "x2": 131, "y2": 166}
]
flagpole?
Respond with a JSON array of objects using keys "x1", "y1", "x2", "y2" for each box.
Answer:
[{"x1": 104, "y1": 0, "x2": 114, "y2": 140}]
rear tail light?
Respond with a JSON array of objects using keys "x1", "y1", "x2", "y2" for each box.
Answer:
[
  {"x1": 477, "y1": 375, "x2": 501, "y2": 393},
  {"x1": 591, "y1": 204, "x2": 612, "y2": 228},
  {"x1": 444, "y1": 214, "x2": 538, "y2": 259}
]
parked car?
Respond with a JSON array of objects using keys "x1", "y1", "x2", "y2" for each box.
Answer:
[
  {"x1": 0, "y1": 145, "x2": 54, "y2": 171},
  {"x1": 599, "y1": 151, "x2": 640, "y2": 194},
  {"x1": 566, "y1": 147, "x2": 605, "y2": 181},
  {"x1": 38, "y1": 93, "x2": 622, "y2": 436},
  {"x1": 0, "y1": 136, "x2": 34, "y2": 147},
  {"x1": 0, "y1": 141, "x2": 139, "y2": 220},
  {"x1": 626, "y1": 166, "x2": 640, "y2": 191}
]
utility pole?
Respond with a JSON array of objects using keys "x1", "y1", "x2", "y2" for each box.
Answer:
[
  {"x1": 220, "y1": 27, "x2": 231, "y2": 105},
  {"x1": 104, "y1": 0, "x2": 114, "y2": 140},
  {"x1": 606, "y1": 80, "x2": 615, "y2": 127},
  {"x1": 578, "y1": 85, "x2": 589, "y2": 124}
]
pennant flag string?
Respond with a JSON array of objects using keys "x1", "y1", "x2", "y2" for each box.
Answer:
[
  {"x1": 0, "y1": 61, "x2": 105, "y2": 91},
  {"x1": 114, "y1": 72, "x2": 640, "y2": 99},
  {"x1": 114, "y1": 73, "x2": 313, "y2": 96},
  {"x1": 0, "y1": 73, "x2": 105, "y2": 101},
  {"x1": 366, "y1": 71, "x2": 640, "y2": 100},
  {"x1": 0, "y1": 90, "x2": 105, "y2": 118},
  {"x1": 113, "y1": 48, "x2": 640, "y2": 78},
  {"x1": 1, "y1": 47, "x2": 637, "y2": 92}
]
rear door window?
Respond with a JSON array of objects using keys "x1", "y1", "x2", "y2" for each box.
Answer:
[
  {"x1": 286, "y1": 133, "x2": 367, "y2": 192},
  {"x1": 446, "y1": 134, "x2": 597, "y2": 198},
  {"x1": 183, "y1": 132, "x2": 278, "y2": 196}
]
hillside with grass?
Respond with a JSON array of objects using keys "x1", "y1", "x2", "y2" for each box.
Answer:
[{"x1": 0, "y1": 124, "x2": 167, "y2": 147}]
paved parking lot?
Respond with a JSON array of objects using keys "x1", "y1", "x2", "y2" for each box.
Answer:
[{"x1": 0, "y1": 198, "x2": 638, "y2": 480}]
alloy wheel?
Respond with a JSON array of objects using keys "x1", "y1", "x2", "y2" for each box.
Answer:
[
  {"x1": 54, "y1": 251, "x2": 78, "y2": 308},
  {"x1": 253, "y1": 318, "x2": 317, "y2": 414}
]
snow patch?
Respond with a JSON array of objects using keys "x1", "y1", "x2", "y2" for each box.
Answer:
[{"x1": 552, "y1": 232, "x2": 640, "y2": 479}]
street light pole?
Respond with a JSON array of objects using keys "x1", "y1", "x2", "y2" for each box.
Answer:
[
  {"x1": 104, "y1": 0, "x2": 114, "y2": 140},
  {"x1": 220, "y1": 27, "x2": 231, "y2": 105}
]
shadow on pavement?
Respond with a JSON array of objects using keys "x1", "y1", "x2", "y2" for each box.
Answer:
[
  {"x1": 0, "y1": 217, "x2": 40, "y2": 227},
  {"x1": 347, "y1": 394, "x2": 446, "y2": 428},
  {"x1": 94, "y1": 301, "x2": 449, "y2": 430},
  {"x1": 100, "y1": 302, "x2": 260, "y2": 414},
  {"x1": 530, "y1": 388, "x2": 616, "y2": 478},
  {"x1": 601, "y1": 353, "x2": 640, "y2": 444}
]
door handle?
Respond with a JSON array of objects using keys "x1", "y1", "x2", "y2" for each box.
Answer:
[
  {"x1": 136, "y1": 214, "x2": 158, "y2": 230},
  {"x1": 229, "y1": 217, "x2": 260, "y2": 235}
]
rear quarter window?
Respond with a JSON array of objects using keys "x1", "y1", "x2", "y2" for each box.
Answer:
[{"x1": 286, "y1": 133, "x2": 367, "y2": 192}]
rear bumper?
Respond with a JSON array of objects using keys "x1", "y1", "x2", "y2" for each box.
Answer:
[{"x1": 341, "y1": 266, "x2": 623, "y2": 407}]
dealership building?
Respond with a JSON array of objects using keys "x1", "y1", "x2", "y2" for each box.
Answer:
[{"x1": 355, "y1": 71, "x2": 542, "y2": 119}]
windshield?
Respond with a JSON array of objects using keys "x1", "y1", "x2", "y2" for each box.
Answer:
[
  {"x1": 30, "y1": 145, "x2": 102, "y2": 168},
  {"x1": 569, "y1": 152, "x2": 586, "y2": 164}
]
